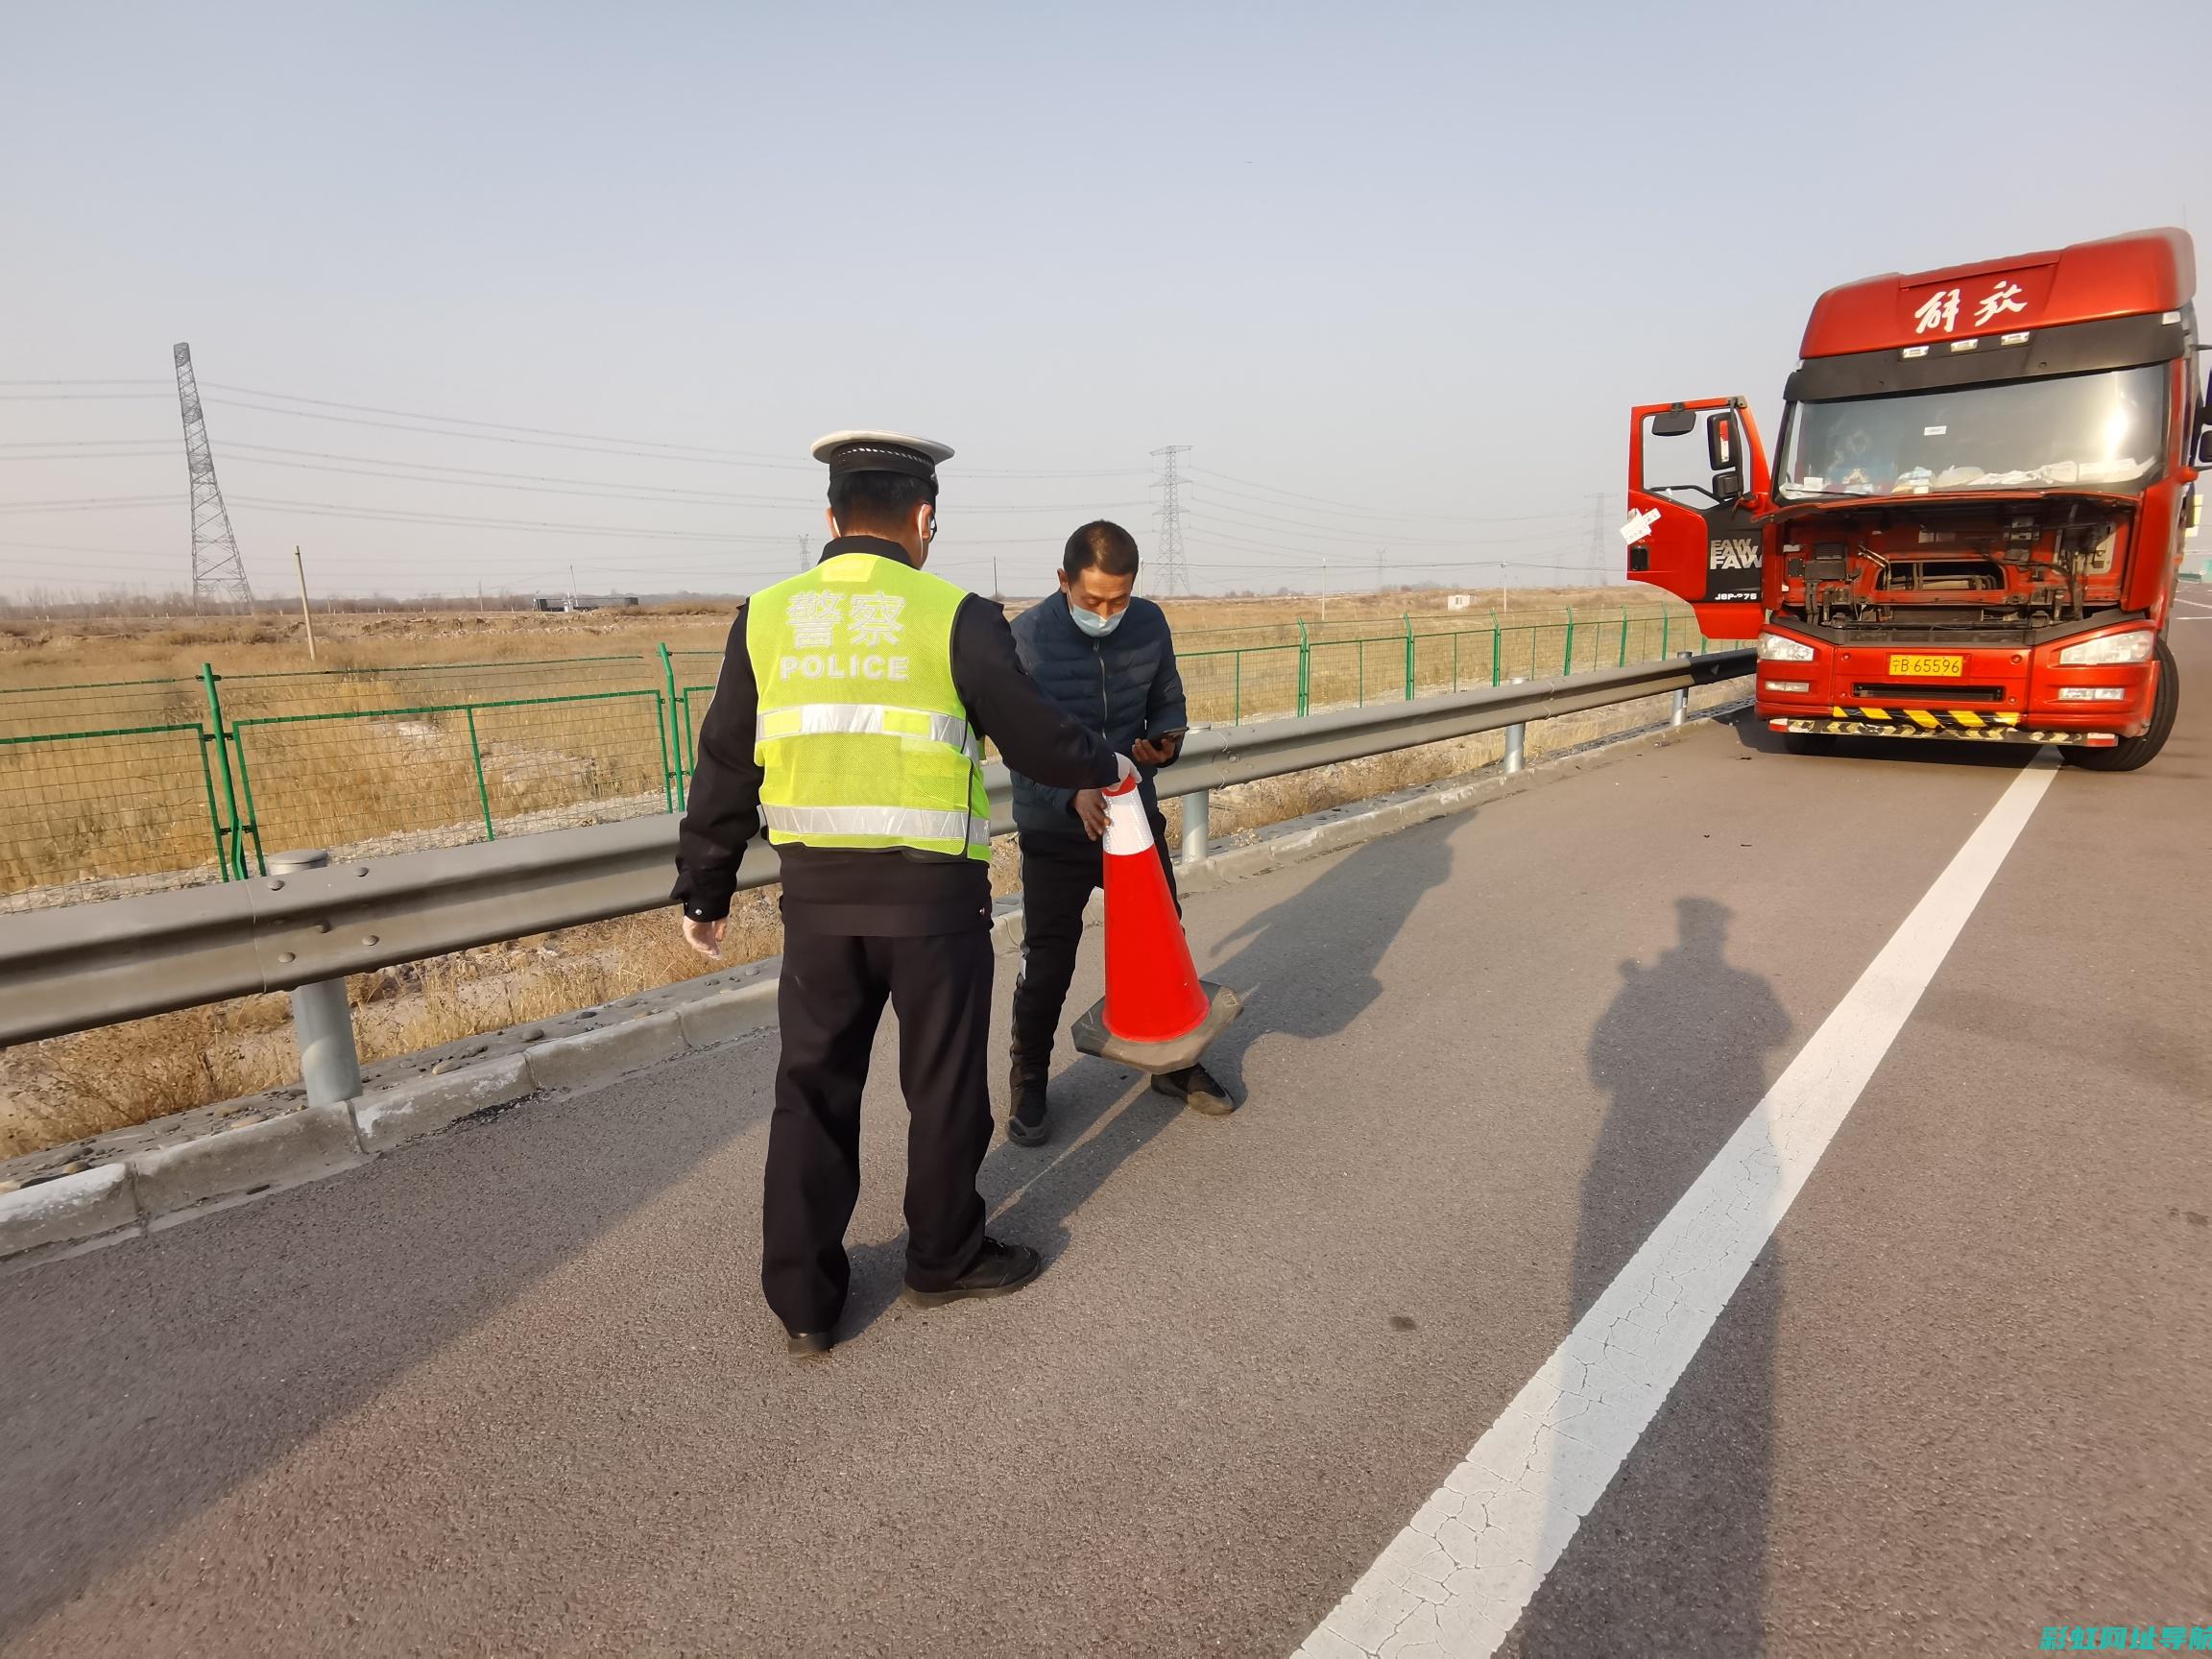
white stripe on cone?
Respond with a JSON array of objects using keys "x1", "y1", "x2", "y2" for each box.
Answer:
[{"x1": 1101, "y1": 778, "x2": 1153, "y2": 856}]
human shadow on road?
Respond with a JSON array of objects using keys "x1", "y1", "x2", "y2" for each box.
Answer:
[
  {"x1": 1518, "y1": 896, "x2": 1790, "y2": 1656},
  {"x1": 0, "y1": 1032, "x2": 778, "y2": 1646},
  {"x1": 838, "y1": 816, "x2": 1458, "y2": 1339},
  {"x1": 1190, "y1": 814, "x2": 1457, "y2": 1101}
]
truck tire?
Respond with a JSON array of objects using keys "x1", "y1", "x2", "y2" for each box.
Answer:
[{"x1": 2058, "y1": 637, "x2": 2178, "y2": 772}]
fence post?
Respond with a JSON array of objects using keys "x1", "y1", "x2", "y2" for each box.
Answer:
[
  {"x1": 1180, "y1": 789, "x2": 1211, "y2": 866},
  {"x1": 1452, "y1": 630, "x2": 1462, "y2": 692},
  {"x1": 1233, "y1": 651, "x2": 1242, "y2": 726},
  {"x1": 1491, "y1": 619, "x2": 1502, "y2": 686},
  {"x1": 1618, "y1": 606, "x2": 1630, "y2": 667},
  {"x1": 1671, "y1": 650, "x2": 1693, "y2": 728},
  {"x1": 1295, "y1": 619, "x2": 1310, "y2": 717},
  {"x1": 201, "y1": 662, "x2": 247, "y2": 879},
  {"x1": 465, "y1": 706, "x2": 495, "y2": 839},
  {"x1": 1562, "y1": 609, "x2": 1575, "y2": 677},
  {"x1": 1661, "y1": 608, "x2": 1671, "y2": 659},
  {"x1": 266, "y1": 849, "x2": 363, "y2": 1109},
  {"x1": 1504, "y1": 677, "x2": 1527, "y2": 775},
  {"x1": 1403, "y1": 613, "x2": 1414, "y2": 701},
  {"x1": 657, "y1": 642, "x2": 683, "y2": 774},
  {"x1": 653, "y1": 690, "x2": 676, "y2": 812}
]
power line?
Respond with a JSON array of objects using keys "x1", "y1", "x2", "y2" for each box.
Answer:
[{"x1": 1189, "y1": 467, "x2": 1585, "y2": 528}]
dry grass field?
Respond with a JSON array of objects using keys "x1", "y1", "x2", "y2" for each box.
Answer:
[{"x1": 0, "y1": 585, "x2": 1727, "y2": 1161}]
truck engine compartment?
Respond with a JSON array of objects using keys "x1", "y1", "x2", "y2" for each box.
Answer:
[{"x1": 1774, "y1": 498, "x2": 2131, "y2": 640}]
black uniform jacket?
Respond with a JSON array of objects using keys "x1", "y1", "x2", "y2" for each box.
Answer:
[{"x1": 673, "y1": 537, "x2": 1118, "y2": 935}]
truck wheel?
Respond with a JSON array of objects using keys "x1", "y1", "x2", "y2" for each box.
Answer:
[
  {"x1": 1784, "y1": 732, "x2": 1838, "y2": 756},
  {"x1": 2058, "y1": 638, "x2": 2178, "y2": 772}
]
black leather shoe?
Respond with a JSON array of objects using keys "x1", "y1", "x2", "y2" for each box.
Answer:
[
  {"x1": 784, "y1": 1328, "x2": 833, "y2": 1357},
  {"x1": 1153, "y1": 1062, "x2": 1236, "y2": 1116},
  {"x1": 901, "y1": 1238, "x2": 1043, "y2": 1308},
  {"x1": 1007, "y1": 1064, "x2": 1050, "y2": 1147}
]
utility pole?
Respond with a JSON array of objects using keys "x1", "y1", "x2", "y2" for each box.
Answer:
[
  {"x1": 568, "y1": 563, "x2": 579, "y2": 613},
  {"x1": 292, "y1": 545, "x2": 317, "y2": 660},
  {"x1": 798, "y1": 533, "x2": 811, "y2": 573},
  {"x1": 1150, "y1": 444, "x2": 1192, "y2": 595},
  {"x1": 1589, "y1": 492, "x2": 1609, "y2": 589},
  {"x1": 172, "y1": 344, "x2": 253, "y2": 612},
  {"x1": 992, "y1": 556, "x2": 1001, "y2": 601}
]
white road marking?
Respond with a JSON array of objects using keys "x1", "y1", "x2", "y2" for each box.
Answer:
[{"x1": 1295, "y1": 755, "x2": 2060, "y2": 1659}]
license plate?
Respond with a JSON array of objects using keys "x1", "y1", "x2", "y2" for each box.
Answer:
[{"x1": 1888, "y1": 654, "x2": 1964, "y2": 678}]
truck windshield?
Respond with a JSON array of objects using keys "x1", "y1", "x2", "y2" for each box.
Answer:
[{"x1": 1778, "y1": 364, "x2": 2166, "y2": 499}]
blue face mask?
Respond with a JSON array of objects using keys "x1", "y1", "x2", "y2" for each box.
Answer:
[{"x1": 1068, "y1": 598, "x2": 1123, "y2": 638}]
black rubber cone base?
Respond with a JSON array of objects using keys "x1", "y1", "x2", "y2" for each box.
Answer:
[{"x1": 1070, "y1": 982, "x2": 1242, "y2": 1075}]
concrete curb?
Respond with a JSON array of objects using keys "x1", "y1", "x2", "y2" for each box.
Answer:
[{"x1": 0, "y1": 704, "x2": 1732, "y2": 1270}]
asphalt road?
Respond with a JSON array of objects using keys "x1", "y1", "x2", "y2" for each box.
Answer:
[{"x1": 4, "y1": 623, "x2": 2207, "y2": 1657}]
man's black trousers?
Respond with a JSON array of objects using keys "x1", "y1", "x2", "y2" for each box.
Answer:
[
  {"x1": 1009, "y1": 818, "x2": 1178, "y2": 1076},
  {"x1": 763, "y1": 926, "x2": 994, "y2": 1332}
]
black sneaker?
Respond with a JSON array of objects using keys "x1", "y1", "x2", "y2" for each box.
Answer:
[
  {"x1": 901, "y1": 1238, "x2": 1044, "y2": 1308},
  {"x1": 1153, "y1": 1062, "x2": 1236, "y2": 1117},
  {"x1": 1007, "y1": 1063, "x2": 1050, "y2": 1146}
]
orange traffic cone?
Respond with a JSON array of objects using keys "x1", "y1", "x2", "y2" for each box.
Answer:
[{"x1": 1069, "y1": 771, "x2": 1242, "y2": 1073}]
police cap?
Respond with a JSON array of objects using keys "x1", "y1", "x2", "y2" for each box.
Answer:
[{"x1": 809, "y1": 430, "x2": 955, "y2": 483}]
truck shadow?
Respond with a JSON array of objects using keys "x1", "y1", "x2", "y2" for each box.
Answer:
[{"x1": 1517, "y1": 896, "x2": 1791, "y2": 1656}]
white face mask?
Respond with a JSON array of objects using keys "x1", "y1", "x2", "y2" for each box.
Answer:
[{"x1": 1069, "y1": 599, "x2": 1123, "y2": 637}]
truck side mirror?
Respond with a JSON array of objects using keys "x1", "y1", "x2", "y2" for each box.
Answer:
[
  {"x1": 1712, "y1": 468, "x2": 1744, "y2": 504},
  {"x1": 1651, "y1": 405, "x2": 1697, "y2": 438},
  {"x1": 1707, "y1": 413, "x2": 1738, "y2": 470}
]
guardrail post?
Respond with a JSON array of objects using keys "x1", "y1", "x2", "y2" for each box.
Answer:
[
  {"x1": 1504, "y1": 677, "x2": 1527, "y2": 775},
  {"x1": 1180, "y1": 789, "x2": 1211, "y2": 866},
  {"x1": 267, "y1": 849, "x2": 363, "y2": 1108},
  {"x1": 1671, "y1": 650, "x2": 1693, "y2": 728}
]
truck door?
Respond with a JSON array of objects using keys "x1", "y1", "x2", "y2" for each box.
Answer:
[{"x1": 1625, "y1": 397, "x2": 1771, "y2": 640}]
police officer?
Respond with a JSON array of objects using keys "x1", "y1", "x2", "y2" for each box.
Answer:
[{"x1": 674, "y1": 432, "x2": 1126, "y2": 1356}]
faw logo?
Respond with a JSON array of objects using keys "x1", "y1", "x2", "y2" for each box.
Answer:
[{"x1": 1709, "y1": 538, "x2": 1759, "y2": 570}]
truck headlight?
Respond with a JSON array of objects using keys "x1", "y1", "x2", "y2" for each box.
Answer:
[
  {"x1": 2055, "y1": 685, "x2": 2128, "y2": 702},
  {"x1": 1762, "y1": 679, "x2": 1812, "y2": 694},
  {"x1": 1758, "y1": 632, "x2": 1816, "y2": 662},
  {"x1": 2056, "y1": 631, "x2": 2155, "y2": 666}
]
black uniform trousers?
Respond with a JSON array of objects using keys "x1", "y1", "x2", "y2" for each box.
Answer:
[
  {"x1": 1009, "y1": 814, "x2": 1178, "y2": 1074},
  {"x1": 764, "y1": 926, "x2": 995, "y2": 1332}
]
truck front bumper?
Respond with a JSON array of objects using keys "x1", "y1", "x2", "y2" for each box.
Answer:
[{"x1": 1770, "y1": 714, "x2": 2118, "y2": 748}]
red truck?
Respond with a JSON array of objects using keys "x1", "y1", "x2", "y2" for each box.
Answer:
[{"x1": 1624, "y1": 228, "x2": 2205, "y2": 769}]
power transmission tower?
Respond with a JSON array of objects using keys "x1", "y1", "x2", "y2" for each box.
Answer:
[
  {"x1": 1589, "y1": 492, "x2": 1609, "y2": 588},
  {"x1": 797, "y1": 533, "x2": 811, "y2": 573},
  {"x1": 1375, "y1": 546, "x2": 1388, "y2": 591},
  {"x1": 172, "y1": 344, "x2": 253, "y2": 611},
  {"x1": 1150, "y1": 444, "x2": 1191, "y2": 595}
]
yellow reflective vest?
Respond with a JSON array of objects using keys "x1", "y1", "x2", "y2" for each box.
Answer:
[{"x1": 746, "y1": 552, "x2": 989, "y2": 861}]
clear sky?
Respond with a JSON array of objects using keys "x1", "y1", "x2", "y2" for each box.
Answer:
[{"x1": 2, "y1": 0, "x2": 2204, "y2": 603}]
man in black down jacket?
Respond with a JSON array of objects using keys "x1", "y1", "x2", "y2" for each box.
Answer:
[{"x1": 1004, "y1": 520, "x2": 1235, "y2": 1145}]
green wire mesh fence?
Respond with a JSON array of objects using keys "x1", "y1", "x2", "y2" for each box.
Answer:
[{"x1": 2, "y1": 605, "x2": 1730, "y2": 906}]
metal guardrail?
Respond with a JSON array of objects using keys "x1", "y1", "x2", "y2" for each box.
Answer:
[{"x1": 0, "y1": 650, "x2": 1752, "y2": 1050}]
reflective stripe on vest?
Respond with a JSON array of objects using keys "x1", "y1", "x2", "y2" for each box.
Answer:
[
  {"x1": 760, "y1": 803, "x2": 990, "y2": 852},
  {"x1": 757, "y1": 701, "x2": 980, "y2": 761}
]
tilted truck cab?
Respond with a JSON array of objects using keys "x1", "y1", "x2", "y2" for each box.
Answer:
[{"x1": 1625, "y1": 228, "x2": 2206, "y2": 770}]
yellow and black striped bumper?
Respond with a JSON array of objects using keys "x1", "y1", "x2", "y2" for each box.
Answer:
[
  {"x1": 1830, "y1": 705, "x2": 2018, "y2": 731},
  {"x1": 1775, "y1": 709, "x2": 2098, "y2": 745}
]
